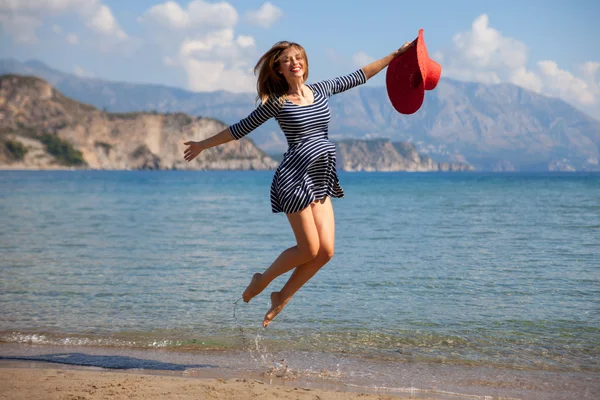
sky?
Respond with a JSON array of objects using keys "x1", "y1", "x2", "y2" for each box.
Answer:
[{"x1": 1, "y1": 0, "x2": 599, "y2": 119}]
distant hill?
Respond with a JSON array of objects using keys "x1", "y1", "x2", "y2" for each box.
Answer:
[
  {"x1": 0, "y1": 75, "x2": 276, "y2": 170},
  {"x1": 1, "y1": 58, "x2": 599, "y2": 171},
  {"x1": 336, "y1": 139, "x2": 473, "y2": 172}
]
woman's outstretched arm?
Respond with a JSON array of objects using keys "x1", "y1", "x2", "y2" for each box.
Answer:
[
  {"x1": 183, "y1": 128, "x2": 233, "y2": 162},
  {"x1": 361, "y1": 41, "x2": 414, "y2": 80},
  {"x1": 184, "y1": 97, "x2": 281, "y2": 162}
]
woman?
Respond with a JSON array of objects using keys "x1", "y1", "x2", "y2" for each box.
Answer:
[{"x1": 184, "y1": 40, "x2": 413, "y2": 327}]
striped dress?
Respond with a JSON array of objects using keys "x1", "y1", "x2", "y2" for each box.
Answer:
[{"x1": 230, "y1": 69, "x2": 367, "y2": 214}]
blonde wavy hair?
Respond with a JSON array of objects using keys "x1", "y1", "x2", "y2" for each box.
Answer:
[{"x1": 254, "y1": 41, "x2": 309, "y2": 104}]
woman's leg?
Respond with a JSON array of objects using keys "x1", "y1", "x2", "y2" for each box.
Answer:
[
  {"x1": 263, "y1": 197, "x2": 335, "y2": 327},
  {"x1": 242, "y1": 204, "x2": 320, "y2": 302}
]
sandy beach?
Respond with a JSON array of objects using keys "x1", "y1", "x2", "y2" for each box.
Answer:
[{"x1": 0, "y1": 363, "x2": 428, "y2": 400}]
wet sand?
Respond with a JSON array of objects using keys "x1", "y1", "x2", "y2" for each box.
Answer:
[
  {"x1": 0, "y1": 363, "x2": 428, "y2": 400},
  {"x1": 2, "y1": 343, "x2": 599, "y2": 400}
]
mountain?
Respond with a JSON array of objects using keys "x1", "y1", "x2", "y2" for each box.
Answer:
[
  {"x1": 0, "y1": 75, "x2": 276, "y2": 170},
  {"x1": 2, "y1": 58, "x2": 599, "y2": 171}
]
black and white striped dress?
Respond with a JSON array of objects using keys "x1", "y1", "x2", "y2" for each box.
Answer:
[{"x1": 230, "y1": 69, "x2": 367, "y2": 214}]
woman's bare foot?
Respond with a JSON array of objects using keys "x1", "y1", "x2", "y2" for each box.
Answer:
[
  {"x1": 242, "y1": 273, "x2": 264, "y2": 303},
  {"x1": 263, "y1": 291, "x2": 289, "y2": 328}
]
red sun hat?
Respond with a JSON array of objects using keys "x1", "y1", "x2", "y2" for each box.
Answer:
[{"x1": 386, "y1": 29, "x2": 442, "y2": 115}]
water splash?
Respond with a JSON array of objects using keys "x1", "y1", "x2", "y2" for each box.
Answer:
[
  {"x1": 231, "y1": 298, "x2": 289, "y2": 378},
  {"x1": 231, "y1": 297, "x2": 251, "y2": 350}
]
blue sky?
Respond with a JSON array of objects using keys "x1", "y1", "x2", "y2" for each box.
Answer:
[{"x1": 1, "y1": 0, "x2": 599, "y2": 118}]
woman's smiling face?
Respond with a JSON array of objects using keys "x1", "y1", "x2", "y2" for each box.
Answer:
[{"x1": 278, "y1": 46, "x2": 307, "y2": 82}]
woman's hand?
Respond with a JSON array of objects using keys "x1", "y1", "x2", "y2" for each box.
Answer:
[
  {"x1": 183, "y1": 141, "x2": 204, "y2": 162},
  {"x1": 394, "y1": 41, "x2": 414, "y2": 58},
  {"x1": 363, "y1": 40, "x2": 416, "y2": 80}
]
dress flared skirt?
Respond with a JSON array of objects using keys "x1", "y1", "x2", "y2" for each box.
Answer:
[{"x1": 270, "y1": 138, "x2": 344, "y2": 214}]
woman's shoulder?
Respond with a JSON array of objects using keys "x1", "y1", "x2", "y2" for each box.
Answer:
[
  {"x1": 306, "y1": 76, "x2": 338, "y2": 95},
  {"x1": 305, "y1": 82, "x2": 325, "y2": 96},
  {"x1": 254, "y1": 95, "x2": 285, "y2": 116}
]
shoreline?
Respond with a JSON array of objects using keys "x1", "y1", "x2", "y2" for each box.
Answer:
[
  {"x1": 1, "y1": 343, "x2": 598, "y2": 400},
  {"x1": 0, "y1": 361, "x2": 437, "y2": 400}
]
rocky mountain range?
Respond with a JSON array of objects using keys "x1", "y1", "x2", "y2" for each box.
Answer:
[
  {"x1": 1, "y1": 58, "x2": 599, "y2": 171},
  {"x1": 1, "y1": 74, "x2": 461, "y2": 172}
]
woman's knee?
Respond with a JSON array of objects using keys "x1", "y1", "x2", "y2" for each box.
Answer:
[
  {"x1": 298, "y1": 240, "x2": 320, "y2": 263},
  {"x1": 316, "y1": 245, "x2": 334, "y2": 264}
]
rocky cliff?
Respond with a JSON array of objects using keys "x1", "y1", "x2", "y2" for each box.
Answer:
[
  {"x1": 0, "y1": 75, "x2": 276, "y2": 170},
  {"x1": 336, "y1": 139, "x2": 473, "y2": 172}
]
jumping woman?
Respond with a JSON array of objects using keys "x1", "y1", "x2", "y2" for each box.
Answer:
[{"x1": 183, "y1": 40, "x2": 413, "y2": 327}]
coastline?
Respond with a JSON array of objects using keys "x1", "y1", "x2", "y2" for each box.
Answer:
[
  {"x1": 0, "y1": 361, "x2": 433, "y2": 400},
  {"x1": 1, "y1": 343, "x2": 598, "y2": 400}
]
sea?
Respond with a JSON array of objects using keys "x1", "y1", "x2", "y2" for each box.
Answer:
[{"x1": 1, "y1": 170, "x2": 599, "y2": 399}]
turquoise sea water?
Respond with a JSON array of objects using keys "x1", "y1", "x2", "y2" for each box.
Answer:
[{"x1": 1, "y1": 171, "x2": 599, "y2": 399}]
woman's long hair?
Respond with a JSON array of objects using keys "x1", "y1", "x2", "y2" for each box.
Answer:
[{"x1": 254, "y1": 41, "x2": 309, "y2": 104}]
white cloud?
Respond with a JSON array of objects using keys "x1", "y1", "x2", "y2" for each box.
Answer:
[
  {"x1": 140, "y1": 1, "x2": 189, "y2": 30},
  {"x1": 0, "y1": 0, "x2": 91, "y2": 12},
  {"x1": 140, "y1": 0, "x2": 238, "y2": 30},
  {"x1": 181, "y1": 58, "x2": 255, "y2": 92},
  {"x1": 352, "y1": 51, "x2": 375, "y2": 68},
  {"x1": 580, "y1": 62, "x2": 600, "y2": 100},
  {"x1": 88, "y1": 4, "x2": 126, "y2": 39},
  {"x1": 447, "y1": 13, "x2": 530, "y2": 86},
  {"x1": 0, "y1": 0, "x2": 83, "y2": 13},
  {"x1": 0, "y1": 13, "x2": 41, "y2": 43},
  {"x1": 537, "y1": 60, "x2": 596, "y2": 105},
  {"x1": 180, "y1": 29, "x2": 235, "y2": 56},
  {"x1": 0, "y1": 0, "x2": 127, "y2": 42},
  {"x1": 187, "y1": 0, "x2": 238, "y2": 27},
  {"x1": 73, "y1": 64, "x2": 88, "y2": 77},
  {"x1": 509, "y1": 66, "x2": 542, "y2": 93},
  {"x1": 52, "y1": 24, "x2": 62, "y2": 33},
  {"x1": 581, "y1": 62, "x2": 600, "y2": 82},
  {"x1": 440, "y1": 14, "x2": 600, "y2": 117},
  {"x1": 138, "y1": 1, "x2": 257, "y2": 93},
  {"x1": 451, "y1": 15, "x2": 528, "y2": 70},
  {"x1": 245, "y1": 2, "x2": 282, "y2": 28},
  {"x1": 236, "y1": 35, "x2": 254, "y2": 48},
  {"x1": 66, "y1": 32, "x2": 78, "y2": 44},
  {"x1": 177, "y1": 29, "x2": 256, "y2": 92}
]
